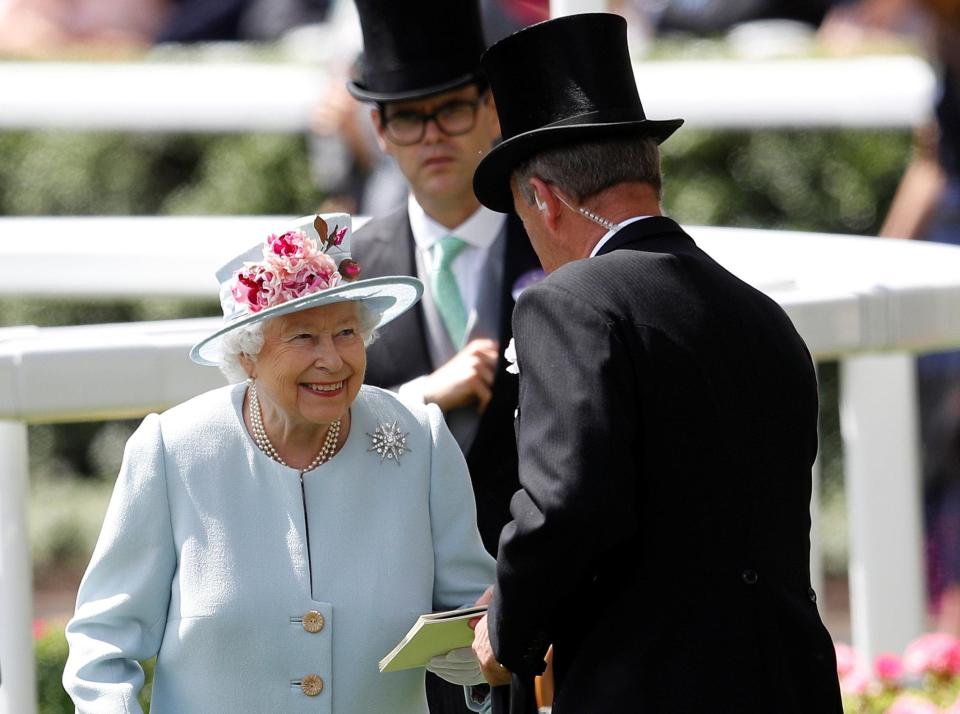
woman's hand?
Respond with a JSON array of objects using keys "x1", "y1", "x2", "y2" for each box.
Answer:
[
  {"x1": 471, "y1": 614, "x2": 512, "y2": 687},
  {"x1": 425, "y1": 647, "x2": 487, "y2": 686}
]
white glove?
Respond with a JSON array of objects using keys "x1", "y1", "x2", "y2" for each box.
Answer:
[{"x1": 425, "y1": 646, "x2": 487, "y2": 686}]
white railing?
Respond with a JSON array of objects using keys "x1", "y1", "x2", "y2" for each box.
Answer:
[
  {"x1": 0, "y1": 54, "x2": 935, "y2": 132},
  {"x1": 4, "y1": 217, "x2": 960, "y2": 712}
]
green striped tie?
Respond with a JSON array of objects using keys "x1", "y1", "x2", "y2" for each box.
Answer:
[{"x1": 431, "y1": 236, "x2": 468, "y2": 348}]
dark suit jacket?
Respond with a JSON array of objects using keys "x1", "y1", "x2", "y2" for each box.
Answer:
[
  {"x1": 353, "y1": 207, "x2": 540, "y2": 555},
  {"x1": 489, "y1": 217, "x2": 843, "y2": 713}
]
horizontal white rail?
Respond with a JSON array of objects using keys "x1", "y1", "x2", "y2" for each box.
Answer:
[
  {"x1": 0, "y1": 55, "x2": 935, "y2": 132},
  {"x1": 636, "y1": 55, "x2": 935, "y2": 129},
  {"x1": 0, "y1": 319, "x2": 222, "y2": 423},
  {"x1": 0, "y1": 63, "x2": 329, "y2": 133},
  {"x1": 5, "y1": 215, "x2": 960, "y2": 356},
  {"x1": 0, "y1": 215, "x2": 294, "y2": 298}
]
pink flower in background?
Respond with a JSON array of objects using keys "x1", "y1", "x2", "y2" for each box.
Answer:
[
  {"x1": 832, "y1": 635, "x2": 960, "y2": 710},
  {"x1": 841, "y1": 665, "x2": 872, "y2": 696},
  {"x1": 903, "y1": 633, "x2": 960, "y2": 677},
  {"x1": 835, "y1": 642, "x2": 859, "y2": 678},
  {"x1": 875, "y1": 652, "x2": 905, "y2": 684},
  {"x1": 32, "y1": 618, "x2": 46, "y2": 639},
  {"x1": 886, "y1": 693, "x2": 942, "y2": 714},
  {"x1": 834, "y1": 643, "x2": 874, "y2": 696}
]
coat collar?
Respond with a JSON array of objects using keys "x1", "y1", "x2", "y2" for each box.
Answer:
[{"x1": 594, "y1": 215, "x2": 694, "y2": 257}]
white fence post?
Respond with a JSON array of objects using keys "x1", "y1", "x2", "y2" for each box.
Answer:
[
  {"x1": 841, "y1": 353, "x2": 926, "y2": 660},
  {"x1": 0, "y1": 420, "x2": 36, "y2": 714},
  {"x1": 811, "y1": 436, "x2": 824, "y2": 615},
  {"x1": 810, "y1": 363, "x2": 824, "y2": 612}
]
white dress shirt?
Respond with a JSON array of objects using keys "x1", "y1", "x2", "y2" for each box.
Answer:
[
  {"x1": 399, "y1": 195, "x2": 506, "y2": 404},
  {"x1": 407, "y1": 193, "x2": 506, "y2": 316},
  {"x1": 589, "y1": 215, "x2": 651, "y2": 257}
]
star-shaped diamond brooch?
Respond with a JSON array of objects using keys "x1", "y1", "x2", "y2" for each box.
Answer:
[{"x1": 367, "y1": 421, "x2": 410, "y2": 465}]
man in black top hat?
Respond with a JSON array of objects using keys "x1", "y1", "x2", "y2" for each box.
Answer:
[
  {"x1": 469, "y1": 13, "x2": 844, "y2": 713},
  {"x1": 346, "y1": 0, "x2": 539, "y2": 712}
]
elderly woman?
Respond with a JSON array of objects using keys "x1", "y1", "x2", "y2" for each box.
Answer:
[{"x1": 63, "y1": 214, "x2": 495, "y2": 713}]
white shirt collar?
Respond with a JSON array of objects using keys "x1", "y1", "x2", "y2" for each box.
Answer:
[
  {"x1": 589, "y1": 215, "x2": 651, "y2": 257},
  {"x1": 407, "y1": 193, "x2": 505, "y2": 250}
]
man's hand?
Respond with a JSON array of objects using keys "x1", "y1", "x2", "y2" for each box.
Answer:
[
  {"x1": 471, "y1": 614, "x2": 512, "y2": 687},
  {"x1": 422, "y1": 338, "x2": 500, "y2": 413}
]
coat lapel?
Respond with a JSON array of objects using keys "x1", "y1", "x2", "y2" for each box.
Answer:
[{"x1": 353, "y1": 209, "x2": 434, "y2": 380}]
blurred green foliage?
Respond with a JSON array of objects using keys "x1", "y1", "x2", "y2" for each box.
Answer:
[
  {"x1": 29, "y1": 473, "x2": 118, "y2": 573},
  {"x1": 0, "y1": 131, "x2": 324, "y2": 216},
  {"x1": 662, "y1": 129, "x2": 910, "y2": 233},
  {"x1": 36, "y1": 624, "x2": 154, "y2": 713},
  {"x1": 0, "y1": 128, "x2": 911, "y2": 230}
]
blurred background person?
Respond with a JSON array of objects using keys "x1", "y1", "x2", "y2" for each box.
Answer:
[
  {"x1": 155, "y1": 0, "x2": 333, "y2": 43},
  {"x1": 310, "y1": 60, "x2": 408, "y2": 216},
  {"x1": 650, "y1": 0, "x2": 839, "y2": 34},
  {"x1": 0, "y1": 0, "x2": 169, "y2": 55},
  {"x1": 0, "y1": 0, "x2": 338, "y2": 55},
  {"x1": 480, "y1": 0, "x2": 548, "y2": 43}
]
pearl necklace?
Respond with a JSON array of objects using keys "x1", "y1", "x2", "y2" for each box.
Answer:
[{"x1": 248, "y1": 383, "x2": 341, "y2": 472}]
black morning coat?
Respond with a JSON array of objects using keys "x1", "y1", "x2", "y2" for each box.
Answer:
[
  {"x1": 489, "y1": 216, "x2": 844, "y2": 713},
  {"x1": 352, "y1": 206, "x2": 540, "y2": 556}
]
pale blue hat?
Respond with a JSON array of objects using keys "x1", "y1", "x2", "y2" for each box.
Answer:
[{"x1": 190, "y1": 212, "x2": 422, "y2": 366}]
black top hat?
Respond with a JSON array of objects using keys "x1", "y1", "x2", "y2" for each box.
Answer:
[
  {"x1": 347, "y1": 0, "x2": 487, "y2": 103},
  {"x1": 473, "y1": 13, "x2": 684, "y2": 213}
]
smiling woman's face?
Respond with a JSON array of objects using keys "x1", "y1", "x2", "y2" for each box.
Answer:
[{"x1": 244, "y1": 302, "x2": 367, "y2": 429}]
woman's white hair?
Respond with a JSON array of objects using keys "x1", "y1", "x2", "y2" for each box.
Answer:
[{"x1": 218, "y1": 300, "x2": 381, "y2": 383}]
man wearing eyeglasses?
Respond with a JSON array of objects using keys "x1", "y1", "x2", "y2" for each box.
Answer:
[{"x1": 347, "y1": 0, "x2": 539, "y2": 711}]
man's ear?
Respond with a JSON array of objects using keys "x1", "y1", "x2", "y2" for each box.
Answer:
[
  {"x1": 529, "y1": 176, "x2": 560, "y2": 229},
  {"x1": 371, "y1": 107, "x2": 390, "y2": 153}
]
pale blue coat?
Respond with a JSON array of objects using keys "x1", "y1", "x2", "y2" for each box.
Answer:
[{"x1": 63, "y1": 383, "x2": 495, "y2": 713}]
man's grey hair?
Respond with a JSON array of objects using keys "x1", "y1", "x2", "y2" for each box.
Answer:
[
  {"x1": 512, "y1": 136, "x2": 662, "y2": 206},
  {"x1": 218, "y1": 301, "x2": 381, "y2": 383}
]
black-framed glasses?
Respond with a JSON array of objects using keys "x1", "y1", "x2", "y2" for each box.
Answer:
[{"x1": 382, "y1": 98, "x2": 483, "y2": 146}]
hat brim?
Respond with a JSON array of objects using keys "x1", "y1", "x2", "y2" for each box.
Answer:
[
  {"x1": 190, "y1": 276, "x2": 423, "y2": 367},
  {"x1": 474, "y1": 118, "x2": 684, "y2": 213},
  {"x1": 346, "y1": 71, "x2": 481, "y2": 103}
]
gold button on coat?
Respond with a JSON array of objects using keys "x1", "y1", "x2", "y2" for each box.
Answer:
[
  {"x1": 301, "y1": 674, "x2": 324, "y2": 696},
  {"x1": 302, "y1": 610, "x2": 325, "y2": 633}
]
